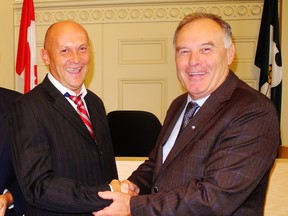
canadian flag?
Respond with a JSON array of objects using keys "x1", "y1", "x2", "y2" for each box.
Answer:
[{"x1": 16, "y1": 0, "x2": 37, "y2": 93}]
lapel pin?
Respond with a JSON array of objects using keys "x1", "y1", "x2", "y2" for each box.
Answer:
[{"x1": 191, "y1": 125, "x2": 196, "y2": 130}]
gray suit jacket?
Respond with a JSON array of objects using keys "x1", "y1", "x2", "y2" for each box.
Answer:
[
  {"x1": 9, "y1": 76, "x2": 118, "y2": 216},
  {"x1": 128, "y1": 71, "x2": 280, "y2": 216}
]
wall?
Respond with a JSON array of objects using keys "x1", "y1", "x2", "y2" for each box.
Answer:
[
  {"x1": 0, "y1": 0, "x2": 286, "y2": 145},
  {"x1": 281, "y1": 0, "x2": 287, "y2": 146},
  {"x1": 0, "y1": 0, "x2": 15, "y2": 89}
]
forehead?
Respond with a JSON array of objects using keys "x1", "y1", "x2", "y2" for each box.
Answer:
[
  {"x1": 47, "y1": 22, "x2": 89, "y2": 46},
  {"x1": 176, "y1": 18, "x2": 224, "y2": 46}
]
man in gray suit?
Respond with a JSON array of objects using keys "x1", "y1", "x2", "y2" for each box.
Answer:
[
  {"x1": 9, "y1": 21, "x2": 119, "y2": 215},
  {"x1": 93, "y1": 12, "x2": 280, "y2": 216}
]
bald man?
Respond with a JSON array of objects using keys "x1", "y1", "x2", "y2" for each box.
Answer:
[{"x1": 9, "y1": 21, "x2": 118, "y2": 216}]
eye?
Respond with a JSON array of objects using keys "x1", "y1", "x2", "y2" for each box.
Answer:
[
  {"x1": 79, "y1": 46, "x2": 88, "y2": 52},
  {"x1": 177, "y1": 48, "x2": 191, "y2": 56},
  {"x1": 200, "y1": 47, "x2": 213, "y2": 54},
  {"x1": 60, "y1": 49, "x2": 69, "y2": 54}
]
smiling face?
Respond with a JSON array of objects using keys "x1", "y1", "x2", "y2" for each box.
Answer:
[
  {"x1": 41, "y1": 21, "x2": 90, "y2": 94},
  {"x1": 175, "y1": 18, "x2": 235, "y2": 100}
]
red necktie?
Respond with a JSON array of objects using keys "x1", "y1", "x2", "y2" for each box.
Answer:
[{"x1": 67, "y1": 93, "x2": 95, "y2": 140}]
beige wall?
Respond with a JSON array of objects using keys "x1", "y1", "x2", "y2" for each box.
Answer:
[
  {"x1": 0, "y1": 0, "x2": 15, "y2": 89},
  {"x1": 281, "y1": 0, "x2": 288, "y2": 146},
  {"x1": 1, "y1": 0, "x2": 287, "y2": 145}
]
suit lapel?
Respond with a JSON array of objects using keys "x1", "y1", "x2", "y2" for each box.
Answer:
[
  {"x1": 155, "y1": 71, "x2": 238, "y2": 179},
  {"x1": 42, "y1": 77, "x2": 93, "y2": 142},
  {"x1": 154, "y1": 95, "x2": 187, "y2": 176},
  {"x1": 84, "y1": 92, "x2": 105, "y2": 143},
  {"x1": 160, "y1": 97, "x2": 223, "y2": 170}
]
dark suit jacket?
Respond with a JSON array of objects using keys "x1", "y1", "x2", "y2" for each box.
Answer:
[
  {"x1": 128, "y1": 71, "x2": 280, "y2": 216},
  {"x1": 8, "y1": 76, "x2": 118, "y2": 216},
  {"x1": 0, "y1": 87, "x2": 24, "y2": 216}
]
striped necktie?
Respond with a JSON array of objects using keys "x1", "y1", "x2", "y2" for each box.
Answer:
[
  {"x1": 65, "y1": 93, "x2": 95, "y2": 140},
  {"x1": 178, "y1": 101, "x2": 199, "y2": 135}
]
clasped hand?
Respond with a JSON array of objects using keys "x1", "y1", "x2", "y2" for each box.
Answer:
[
  {"x1": 0, "y1": 192, "x2": 13, "y2": 216},
  {"x1": 93, "y1": 179, "x2": 140, "y2": 216}
]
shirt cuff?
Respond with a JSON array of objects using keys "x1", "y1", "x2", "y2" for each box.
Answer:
[
  {"x1": 2, "y1": 189, "x2": 14, "y2": 209},
  {"x1": 108, "y1": 184, "x2": 113, "y2": 192}
]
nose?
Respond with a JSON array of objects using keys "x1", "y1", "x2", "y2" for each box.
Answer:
[
  {"x1": 71, "y1": 51, "x2": 80, "y2": 63},
  {"x1": 188, "y1": 51, "x2": 200, "y2": 66}
]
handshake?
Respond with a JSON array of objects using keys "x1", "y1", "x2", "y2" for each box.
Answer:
[
  {"x1": 110, "y1": 179, "x2": 140, "y2": 195},
  {"x1": 92, "y1": 179, "x2": 140, "y2": 216}
]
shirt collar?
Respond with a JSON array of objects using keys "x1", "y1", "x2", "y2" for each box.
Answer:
[
  {"x1": 187, "y1": 94, "x2": 210, "y2": 107},
  {"x1": 48, "y1": 73, "x2": 87, "y2": 97}
]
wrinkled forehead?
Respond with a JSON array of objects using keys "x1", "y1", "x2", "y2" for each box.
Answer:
[
  {"x1": 182, "y1": 18, "x2": 223, "y2": 35},
  {"x1": 44, "y1": 21, "x2": 89, "y2": 48},
  {"x1": 176, "y1": 19, "x2": 225, "y2": 44}
]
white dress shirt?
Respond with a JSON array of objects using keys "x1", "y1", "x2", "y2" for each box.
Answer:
[
  {"x1": 162, "y1": 95, "x2": 209, "y2": 163},
  {"x1": 47, "y1": 73, "x2": 90, "y2": 116}
]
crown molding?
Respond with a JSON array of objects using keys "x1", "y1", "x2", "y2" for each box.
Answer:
[
  {"x1": 14, "y1": 0, "x2": 263, "y2": 26},
  {"x1": 13, "y1": 0, "x2": 264, "y2": 8}
]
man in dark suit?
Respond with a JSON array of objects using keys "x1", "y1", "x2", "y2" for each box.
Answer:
[
  {"x1": 93, "y1": 12, "x2": 280, "y2": 216},
  {"x1": 0, "y1": 87, "x2": 24, "y2": 216},
  {"x1": 8, "y1": 21, "x2": 119, "y2": 215}
]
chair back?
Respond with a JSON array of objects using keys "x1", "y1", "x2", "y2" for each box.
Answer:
[
  {"x1": 107, "y1": 110, "x2": 162, "y2": 157},
  {"x1": 278, "y1": 145, "x2": 288, "y2": 158}
]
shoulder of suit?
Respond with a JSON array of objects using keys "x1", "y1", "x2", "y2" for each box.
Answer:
[
  {"x1": 86, "y1": 89, "x2": 103, "y2": 102},
  {"x1": 0, "y1": 87, "x2": 22, "y2": 103}
]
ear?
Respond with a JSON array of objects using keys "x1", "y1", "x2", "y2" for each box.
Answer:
[
  {"x1": 227, "y1": 43, "x2": 235, "y2": 65},
  {"x1": 40, "y1": 49, "x2": 50, "y2": 65}
]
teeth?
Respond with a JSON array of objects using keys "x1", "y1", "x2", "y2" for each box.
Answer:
[
  {"x1": 189, "y1": 72, "x2": 203, "y2": 75},
  {"x1": 67, "y1": 67, "x2": 81, "y2": 72}
]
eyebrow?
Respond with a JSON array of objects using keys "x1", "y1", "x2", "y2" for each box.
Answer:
[
  {"x1": 176, "y1": 42, "x2": 215, "y2": 50},
  {"x1": 201, "y1": 41, "x2": 215, "y2": 46}
]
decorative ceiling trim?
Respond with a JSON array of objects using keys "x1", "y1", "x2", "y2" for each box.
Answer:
[{"x1": 14, "y1": 1, "x2": 263, "y2": 26}]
